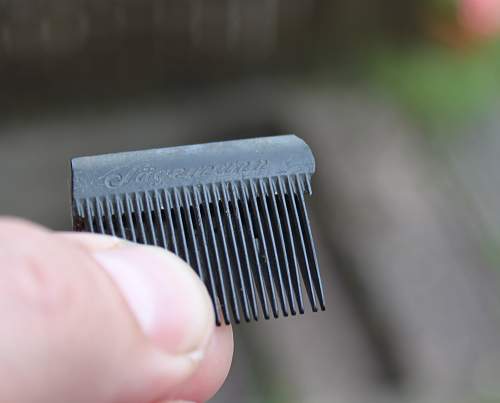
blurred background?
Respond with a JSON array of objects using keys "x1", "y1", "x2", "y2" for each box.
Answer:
[{"x1": 1, "y1": 0, "x2": 500, "y2": 402}]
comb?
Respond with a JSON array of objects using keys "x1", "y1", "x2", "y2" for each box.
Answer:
[{"x1": 71, "y1": 135, "x2": 325, "y2": 325}]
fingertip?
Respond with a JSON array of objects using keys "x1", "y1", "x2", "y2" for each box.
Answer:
[
  {"x1": 56, "y1": 232, "x2": 131, "y2": 251},
  {"x1": 0, "y1": 219, "x2": 228, "y2": 403},
  {"x1": 166, "y1": 324, "x2": 234, "y2": 402},
  {"x1": 93, "y1": 245, "x2": 215, "y2": 356},
  {"x1": 0, "y1": 217, "x2": 49, "y2": 239}
]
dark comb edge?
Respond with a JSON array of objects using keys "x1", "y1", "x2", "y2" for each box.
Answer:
[{"x1": 74, "y1": 173, "x2": 324, "y2": 324}]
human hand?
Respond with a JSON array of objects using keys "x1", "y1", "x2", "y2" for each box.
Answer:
[{"x1": 0, "y1": 218, "x2": 233, "y2": 403}]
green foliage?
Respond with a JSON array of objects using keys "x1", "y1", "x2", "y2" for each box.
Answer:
[
  {"x1": 368, "y1": 40, "x2": 500, "y2": 135},
  {"x1": 431, "y1": 0, "x2": 457, "y2": 15}
]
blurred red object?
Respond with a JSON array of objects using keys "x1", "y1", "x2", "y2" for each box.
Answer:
[{"x1": 459, "y1": 0, "x2": 500, "y2": 37}]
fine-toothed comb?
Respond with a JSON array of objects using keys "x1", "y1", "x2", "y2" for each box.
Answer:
[{"x1": 71, "y1": 135, "x2": 325, "y2": 325}]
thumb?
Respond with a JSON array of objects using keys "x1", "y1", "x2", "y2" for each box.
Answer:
[{"x1": 0, "y1": 218, "x2": 216, "y2": 403}]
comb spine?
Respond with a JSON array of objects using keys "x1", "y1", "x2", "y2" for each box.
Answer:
[
  {"x1": 266, "y1": 177, "x2": 297, "y2": 315},
  {"x1": 212, "y1": 183, "x2": 242, "y2": 324},
  {"x1": 277, "y1": 176, "x2": 305, "y2": 314},
  {"x1": 152, "y1": 190, "x2": 168, "y2": 249},
  {"x1": 287, "y1": 175, "x2": 318, "y2": 311},
  {"x1": 192, "y1": 186, "x2": 221, "y2": 325},
  {"x1": 75, "y1": 199, "x2": 85, "y2": 224},
  {"x1": 84, "y1": 198, "x2": 95, "y2": 233},
  {"x1": 248, "y1": 179, "x2": 280, "y2": 318},
  {"x1": 95, "y1": 197, "x2": 106, "y2": 234},
  {"x1": 202, "y1": 184, "x2": 232, "y2": 325},
  {"x1": 239, "y1": 180, "x2": 271, "y2": 320},
  {"x1": 124, "y1": 193, "x2": 137, "y2": 243},
  {"x1": 173, "y1": 188, "x2": 190, "y2": 264},
  {"x1": 305, "y1": 173, "x2": 313, "y2": 195},
  {"x1": 104, "y1": 196, "x2": 116, "y2": 237},
  {"x1": 115, "y1": 195, "x2": 127, "y2": 239},
  {"x1": 220, "y1": 182, "x2": 252, "y2": 322},
  {"x1": 182, "y1": 187, "x2": 204, "y2": 282},
  {"x1": 296, "y1": 174, "x2": 325, "y2": 310},
  {"x1": 229, "y1": 181, "x2": 259, "y2": 321},
  {"x1": 133, "y1": 192, "x2": 148, "y2": 244},
  {"x1": 257, "y1": 178, "x2": 290, "y2": 317},
  {"x1": 144, "y1": 192, "x2": 158, "y2": 247},
  {"x1": 163, "y1": 189, "x2": 179, "y2": 256}
]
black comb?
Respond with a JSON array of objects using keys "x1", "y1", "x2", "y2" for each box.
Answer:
[{"x1": 71, "y1": 135, "x2": 325, "y2": 325}]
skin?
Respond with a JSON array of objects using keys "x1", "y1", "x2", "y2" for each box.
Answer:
[{"x1": 0, "y1": 217, "x2": 233, "y2": 403}]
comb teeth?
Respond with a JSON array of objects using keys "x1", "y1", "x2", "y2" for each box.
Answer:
[{"x1": 71, "y1": 135, "x2": 325, "y2": 324}]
